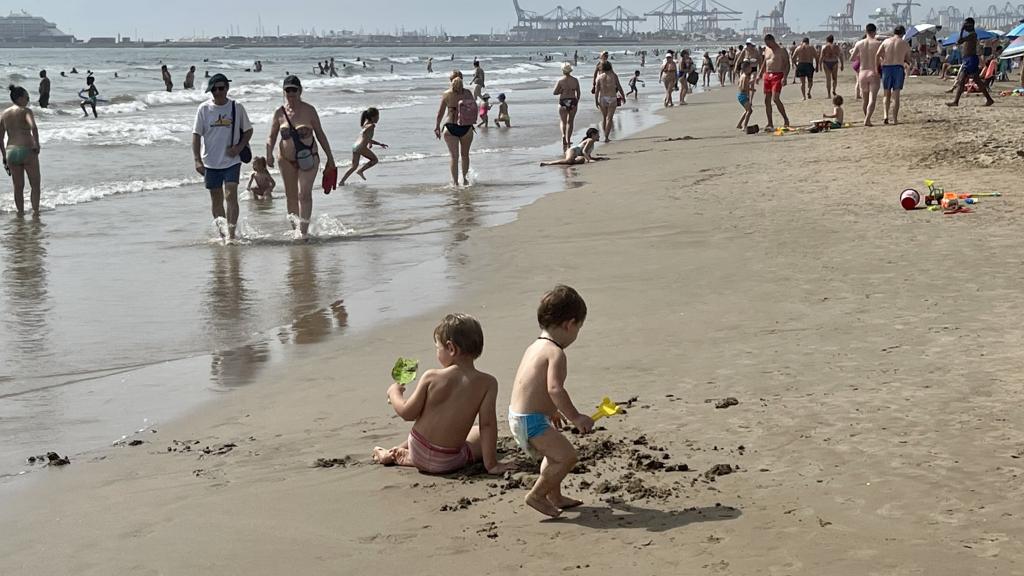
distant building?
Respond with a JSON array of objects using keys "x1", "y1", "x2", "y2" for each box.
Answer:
[{"x1": 0, "y1": 11, "x2": 75, "y2": 45}]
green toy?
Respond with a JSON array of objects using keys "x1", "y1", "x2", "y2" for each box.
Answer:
[{"x1": 391, "y1": 357, "x2": 418, "y2": 386}]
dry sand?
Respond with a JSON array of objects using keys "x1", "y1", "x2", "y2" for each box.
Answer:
[{"x1": 3, "y1": 72, "x2": 1024, "y2": 575}]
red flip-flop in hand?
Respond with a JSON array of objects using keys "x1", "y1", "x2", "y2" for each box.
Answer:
[{"x1": 322, "y1": 166, "x2": 338, "y2": 195}]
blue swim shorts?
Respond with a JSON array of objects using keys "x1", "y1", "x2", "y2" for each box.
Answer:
[
  {"x1": 204, "y1": 163, "x2": 241, "y2": 190},
  {"x1": 737, "y1": 92, "x2": 750, "y2": 107},
  {"x1": 962, "y1": 55, "x2": 980, "y2": 76},
  {"x1": 881, "y1": 65, "x2": 906, "y2": 91}
]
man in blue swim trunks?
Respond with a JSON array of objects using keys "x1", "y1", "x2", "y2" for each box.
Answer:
[
  {"x1": 878, "y1": 25, "x2": 913, "y2": 125},
  {"x1": 947, "y1": 17, "x2": 995, "y2": 107},
  {"x1": 191, "y1": 73, "x2": 253, "y2": 242}
]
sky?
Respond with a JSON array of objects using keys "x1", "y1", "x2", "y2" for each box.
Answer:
[{"x1": 2, "y1": 1, "x2": 991, "y2": 39}]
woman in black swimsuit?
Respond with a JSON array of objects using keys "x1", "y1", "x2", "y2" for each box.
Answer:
[{"x1": 433, "y1": 71, "x2": 475, "y2": 186}]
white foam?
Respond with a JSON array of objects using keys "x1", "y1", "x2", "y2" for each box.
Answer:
[
  {"x1": 0, "y1": 176, "x2": 200, "y2": 212},
  {"x1": 40, "y1": 119, "x2": 192, "y2": 146}
]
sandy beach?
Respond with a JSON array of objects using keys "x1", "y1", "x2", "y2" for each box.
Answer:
[{"x1": 3, "y1": 72, "x2": 1024, "y2": 575}]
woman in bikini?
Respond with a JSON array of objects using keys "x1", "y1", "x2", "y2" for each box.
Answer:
[
  {"x1": 660, "y1": 51, "x2": 677, "y2": 107},
  {"x1": 433, "y1": 71, "x2": 476, "y2": 187},
  {"x1": 266, "y1": 75, "x2": 335, "y2": 239},
  {"x1": 1, "y1": 84, "x2": 41, "y2": 216},
  {"x1": 552, "y1": 62, "x2": 580, "y2": 148}
]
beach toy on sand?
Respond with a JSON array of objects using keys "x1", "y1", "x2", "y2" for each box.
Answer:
[
  {"x1": 391, "y1": 357, "x2": 418, "y2": 386},
  {"x1": 591, "y1": 397, "x2": 622, "y2": 421},
  {"x1": 941, "y1": 194, "x2": 959, "y2": 210},
  {"x1": 322, "y1": 166, "x2": 338, "y2": 195},
  {"x1": 900, "y1": 188, "x2": 920, "y2": 210}
]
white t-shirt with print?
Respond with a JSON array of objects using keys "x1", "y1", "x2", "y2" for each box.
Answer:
[{"x1": 192, "y1": 99, "x2": 252, "y2": 170}]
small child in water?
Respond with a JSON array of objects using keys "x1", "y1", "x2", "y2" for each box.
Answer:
[
  {"x1": 494, "y1": 93, "x2": 511, "y2": 128},
  {"x1": 627, "y1": 70, "x2": 644, "y2": 99},
  {"x1": 477, "y1": 93, "x2": 491, "y2": 128},
  {"x1": 340, "y1": 107, "x2": 388, "y2": 186},
  {"x1": 372, "y1": 314, "x2": 512, "y2": 475},
  {"x1": 508, "y1": 285, "x2": 592, "y2": 517},
  {"x1": 246, "y1": 156, "x2": 275, "y2": 200},
  {"x1": 736, "y1": 61, "x2": 755, "y2": 130},
  {"x1": 822, "y1": 94, "x2": 844, "y2": 128},
  {"x1": 540, "y1": 127, "x2": 603, "y2": 166}
]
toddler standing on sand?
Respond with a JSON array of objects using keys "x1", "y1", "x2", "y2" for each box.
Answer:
[
  {"x1": 508, "y1": 285, "x2": 592, "y2": 517},
  {"x1": 736, "y1": 61, "x2": 755, "y2": 130},
  {"x1": 372, "y1": 314, "x2": 511, "y2": 475}
]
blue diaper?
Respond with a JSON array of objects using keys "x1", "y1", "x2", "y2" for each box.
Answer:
[{"x1": 508, "y1": 410, "x2": 550, "y2": 460}]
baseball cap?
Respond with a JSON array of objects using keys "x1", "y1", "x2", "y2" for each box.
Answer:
[
  {"x1": 205, "y1": 73, "x2": 231, "y2": 92},
  {"x1": 745, "y1": 38, "x2": 755, "y2": 45},
  {"x1": 283, "y1": 75, "x2": 302, "y2": 90}
]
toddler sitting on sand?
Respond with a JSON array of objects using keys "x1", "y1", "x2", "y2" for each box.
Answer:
[
  {"x1": 508, "y1": 285, "x2": 592, "y2": 517},
  {"x1": 373, "y1": 314, "x2": 511, "y2": 475}
]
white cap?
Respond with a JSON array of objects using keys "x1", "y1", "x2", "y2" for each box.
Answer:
[{"x1": 745, "y1": 38, "x2": 755, "y2": 45}]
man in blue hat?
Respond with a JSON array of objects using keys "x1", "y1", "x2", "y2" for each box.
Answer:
[{"x1": 191, "y1": 73, "x2": 252, "y2": 242}]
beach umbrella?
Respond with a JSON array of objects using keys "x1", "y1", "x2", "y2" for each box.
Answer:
[
  {"x1": 904, "y1": 23, "x2": 939, "y2": 41},
  {"x1": 942, "y1": 28, "x2": 999, "y2": 46},
  {"x1": 1006, "y1": 22, "x2": 1024, "y2": 38},
  {"x1": 1000, "y1": 36, "x2": 1024, "y2": 59}
]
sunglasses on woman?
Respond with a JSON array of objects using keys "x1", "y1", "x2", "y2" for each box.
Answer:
[
  {"x1": 285, "y1": 87, "x2": 299, "y2": 93},
  {"x1": 211, "y1": 85, "x2": 228, "y2": 92}
]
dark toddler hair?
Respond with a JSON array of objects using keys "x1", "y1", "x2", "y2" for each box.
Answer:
[
  {"x1": 8, "y1": 84, "x2": 28, "y2": 102},
  {"x1": 537, "y1": 285, "x2": 587, "y2": 328},
  {"x1": 833, "y1": 94, "x2": 844, "y2": 106},
  {"x1": 433, "y1": 313, "x2": 484, "y2": 358}
]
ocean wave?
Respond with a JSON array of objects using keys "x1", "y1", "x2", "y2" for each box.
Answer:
[
  {"x1": 0, "y1": 176, "x2": 200, "y2": 212},
  {"x1": 488, "y1": 63, "x2": 547, "y2": 75},
  {"x1": 40, "y1": 120, "x2": 191, "y2": 146},
  {"x1": 141, "y1": 90, "x2": 211, "y2": 106},
  {"x1": 386, "y1": 56, "x2": 420, "y2": 64}
]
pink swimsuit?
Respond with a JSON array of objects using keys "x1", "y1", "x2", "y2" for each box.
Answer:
[{"x1": 407, "y1": 429, "x2": 473, "y2": 474}]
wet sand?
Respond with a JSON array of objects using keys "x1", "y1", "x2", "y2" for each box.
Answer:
[{"x1": 3, "y1": 72, "x2": 1024, "y2": 575}]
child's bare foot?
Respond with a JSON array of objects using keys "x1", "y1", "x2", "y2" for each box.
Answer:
[
  {"x1": 525, "y1": 492, "x2": 562, "y2": 517},
  {"x1": 372, "y1": 447, "x2": 396, "y2": 466},
  {"x1": 547, "y1": 494, "x2": 583, "y2": 509}
]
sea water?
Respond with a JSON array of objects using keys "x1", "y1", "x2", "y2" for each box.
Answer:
[{"x1": 0, "y1": 45, "x2": 680, "y2": 480}]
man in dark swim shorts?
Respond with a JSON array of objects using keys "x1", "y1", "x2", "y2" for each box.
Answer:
[
  {"x1": 792, "y1": 37, "x2": 818, "y2": 100},
  {"x1": 947, "y1": 17, "x2": 995, "y2": 107}
]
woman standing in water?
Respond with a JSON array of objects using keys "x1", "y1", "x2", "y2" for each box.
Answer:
[
  {"x1": 433, "y1": 70, "x2": 476, "y2": 187},
  {"x1": 553, "y1": 62, "x2": 580, "y2": 148},
  {"x1": 0, "y1": 85, "x2": 41, "y2": 216},
  {"x1": 266, "y1": 75, "x2": 336, "y2": 239}
]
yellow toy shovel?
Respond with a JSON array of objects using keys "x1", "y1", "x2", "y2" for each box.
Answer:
[{"x1": 591, "y1": 397, "x2": 622, "y2": 421}]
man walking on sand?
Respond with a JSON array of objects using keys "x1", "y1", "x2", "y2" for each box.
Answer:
[
  {"x1": 877, "y1": 25, "x2": 913, "y2": 125},
  {"x1": 947, "y1": 17, "x2": 995, "y2": 107},
  {"x1": 757, "y1": 34, "x2": 791, "y2": 130},
  {"x1": 851, "y1": 24, "x2": 883, "y2": 126},
  {"x1": 793, "y1": 38, "x2": 818, "y2": 100},
  {"x1": 192, "y1": 73, "x2": 253, "y2": 242}
]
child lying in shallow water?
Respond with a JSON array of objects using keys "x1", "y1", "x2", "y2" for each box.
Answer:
[
  {"x1": 539, "y1": 128, "x2": 605, "y2": 166},
  {"x1": 373, "y1": 314, "x2": 512, "y2": 475}
]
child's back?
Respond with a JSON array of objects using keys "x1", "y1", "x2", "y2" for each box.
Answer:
[{"x1": 414, "y1": 364, "x2": 495, "y2": 449}]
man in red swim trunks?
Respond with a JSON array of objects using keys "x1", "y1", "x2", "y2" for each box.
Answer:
[{"x1": 757, "y1": 34, "x2": 791, "y2": 130}]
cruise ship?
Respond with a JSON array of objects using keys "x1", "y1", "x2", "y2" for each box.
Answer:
[{"x1": 0, "y1": 11, "x2": 74, "y2": 46}]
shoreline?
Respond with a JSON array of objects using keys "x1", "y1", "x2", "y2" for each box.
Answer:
[
  {"x1": 0, "y1": 91, "x2": 669, "y2": 483},
  {"x1": 4, "y1": 73, "x2": 1024, "y2": 574}
]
